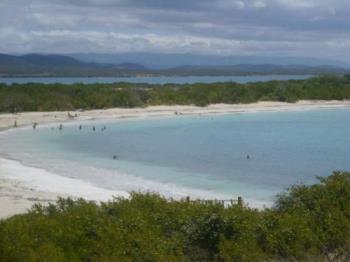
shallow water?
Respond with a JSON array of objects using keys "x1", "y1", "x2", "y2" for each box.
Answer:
[
  {"x1": 1, "y1": 108, "x2": 349, "y2": 206},
  {"x1": 0, "y1": 75, "x2": 312, "y2": 85}
]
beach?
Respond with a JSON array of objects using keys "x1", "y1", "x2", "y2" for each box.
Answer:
[
  {"x1": 2, "y1": 100, "x2": 350, "y2": 131},
  {"x1": 1, "y1": 100, "x2": 350, "y2": 219}
]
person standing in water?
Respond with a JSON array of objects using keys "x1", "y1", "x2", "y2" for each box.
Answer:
[{"x1": 59, "y1": 124, "x2": 63, "y2": 130}]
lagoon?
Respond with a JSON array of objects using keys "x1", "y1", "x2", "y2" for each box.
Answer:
[
  {"x1": 0, "y1": 108, "x2": 349, "y2": 207},
  {"x1": 0, "y1": 75, "x2": 312, "y2": 85}
]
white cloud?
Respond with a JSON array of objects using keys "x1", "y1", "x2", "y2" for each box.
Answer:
[
  {"x1": 277, "y1": 0, "x2": 317, "y2": 9},
  {"x1": 236, "y1": 1, "x2": 246, "y2": 9},
  {"x1": 32, "y1": 13, "x2": 78, "y2": 28},
  {"x1": 0, "y1": 0, "x2": 350, "y2": 61},
  {"x1": 1, "y1": 28, "x2": 349, "y2": 62},
  {"x1": 252, "y1": 1, "x2": 266, "y2": 8}
]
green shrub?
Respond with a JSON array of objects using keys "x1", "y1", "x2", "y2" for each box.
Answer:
[
  {"x1": 0, "y1": 172, "x2": 349, "y2": 261},
  {"x1": 1, "y1": 75, "x2": 350, "y2": 113}
]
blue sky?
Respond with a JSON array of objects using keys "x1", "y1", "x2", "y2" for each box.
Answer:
[{"x1": 0, "y1": 0, "x2": 349, "y2": 61}]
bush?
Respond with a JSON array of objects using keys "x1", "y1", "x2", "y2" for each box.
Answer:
[
  {"x1": 0, "y1": 172, "x2": 349, "y2": 261},
  {"x1": 1, "y1": 75, "x2": 350, "y2": 112}
]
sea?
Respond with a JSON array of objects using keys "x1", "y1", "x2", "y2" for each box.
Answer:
[
  {"x1": 0, "y1": 75, "x2": 312, "y2": 85},
  {"x1": 1, "y1": 108, "x2": 349, "y2": 207}
]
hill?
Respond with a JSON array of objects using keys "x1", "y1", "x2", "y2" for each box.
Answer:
[
  {"x1": 0, "y1": 54, "x2": 147, "y2": 77},
  {"x1": 72, "y1": 52, "x2": 350, "y2": 69},
  {"x1": 160, "y1": 64, "x2": 348, "y2": 76},
  {"x1": 0, "y1": 53, "x2": 349, "y2": 77}
]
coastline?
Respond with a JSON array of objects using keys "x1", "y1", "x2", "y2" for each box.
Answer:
[
  {"x1": 1, "y1": 100, "x2": 350, "y2": 219},
  {"x1": 2, "y1": 100, "x2": 350, "y2": 131}
]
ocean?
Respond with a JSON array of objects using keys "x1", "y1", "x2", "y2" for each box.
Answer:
[
  {"x1": 0, "y1": 75, "x2": 312, "y2": 85},
  {"x1": 1, "y1": 108, "x2": 349, "y2": 207}
]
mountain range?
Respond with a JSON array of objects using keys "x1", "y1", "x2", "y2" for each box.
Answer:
[
  {"x1": 0, "y1": 54, "x2": 148, "y2": 77},
  {"x1": 72, "y1": 53, "x2": 350, "y2": 69},
  {"x1": 0, "y1": 53, "x2": 349, "y2": 77}
]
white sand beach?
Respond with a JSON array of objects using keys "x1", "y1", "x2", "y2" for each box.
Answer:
[
  {"x1": 1, "y1": 100, "x2": 350, "y2": 219},
  {"x1": 1, "y1": 100, "x2": 350, "y2": 131}
]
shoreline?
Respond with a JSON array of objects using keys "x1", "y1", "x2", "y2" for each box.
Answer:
[
  {"x1": 1, "y1": 100, "x2": 350, "y2": 219},
  {"x1": 1, "y1": 100, "x2": 350, "y2": 131}
]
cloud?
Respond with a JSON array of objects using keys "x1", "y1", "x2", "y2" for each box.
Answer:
[
  {"x1": 0, "y1": 0, "x2": 349, "y2": 61},
  {"x1": 253, "y1": 1, "x2": 266, "y2": 8},
  {"x1": 277, "y1": 0, "x2": 316, "y2": 9},
  {"x1": 235, "y1": 1, "x2": 246, "y2": 9}
]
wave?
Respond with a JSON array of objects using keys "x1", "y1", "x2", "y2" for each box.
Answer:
[
  {"x1": 0, "y1": 157, "x2": 128, "y2": 201},
  {"x1": 0, "y1": 155, "x2": 270, "y2": 208}
]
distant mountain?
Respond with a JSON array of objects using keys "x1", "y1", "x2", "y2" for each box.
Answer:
[
  {"x1": 71, "y1": 52, "x2": 350, "y2": 69},
  {"x1": 21, "y1": 54, "x2": 83, "y2": 66},
  {"x1": 163, "y1": 64, "x2": 348, "y2": 76},
  {"x1": 0, "y1": 54, "x2": 86, "y2": 67},
  {"x1": 112, "y1": 62, "x2": 148, "y2": 71},
  {"x1": 0, "y1": 53, "x2": 349, "y2": 77},
  {"x1": 0, "y1": 54, "x2": 29, "y2": 65},
  {"x1": 0, "y1": 54, "x2": 148, "y2": 76}
]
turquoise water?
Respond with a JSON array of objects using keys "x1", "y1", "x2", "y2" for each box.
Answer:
[
  {"x1": 0, "y1": 108, "x2": 349, "y2": 205},
  {"x1": 0, "y1": 75, "x2": 312, "y2": 85}
]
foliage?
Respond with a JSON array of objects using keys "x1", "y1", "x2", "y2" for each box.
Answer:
[
  {"x1": 0, "y1": 172, "x2": 349, "y2": 261},
  {"x1": 1, "y1": 75, "x2": 350, "y2": 112}
]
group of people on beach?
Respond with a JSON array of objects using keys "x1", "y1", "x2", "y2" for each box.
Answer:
[
  {"x1": 54, "y1": 124, "x2": 107, "y2": 132},
  {"x1": 23, "y1": 120, "x2": 107, "y2": 133}
]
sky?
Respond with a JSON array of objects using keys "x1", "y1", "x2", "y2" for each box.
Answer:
[{"x1": 0, "y1": 0, "x2": 350, "y2": 61}]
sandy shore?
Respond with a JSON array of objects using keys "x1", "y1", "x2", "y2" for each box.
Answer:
[
  {"x1": 1, "y1": 100, "x2": 350, "y2": 219},
  {"x1": 1, "y1": 100, "x2": 350, "y2": 131},
  {"x1": 0, "y1": 178, "x2": 60, "y2": 219},
  {"x1": 0, "y1": 157, "x2": 128, "y2": 219}
]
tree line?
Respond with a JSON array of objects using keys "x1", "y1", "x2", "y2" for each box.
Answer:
[{"x1": 1, "y1": 75, "x2": 350, "y2": 113}]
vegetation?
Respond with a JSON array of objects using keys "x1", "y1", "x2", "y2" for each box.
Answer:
[
  {"x1": 0, "y1": 172, "x2": 349, "y2": 261},
  {"x1": 1, "y1": 75, "x2": 350, "y2": 112}
]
